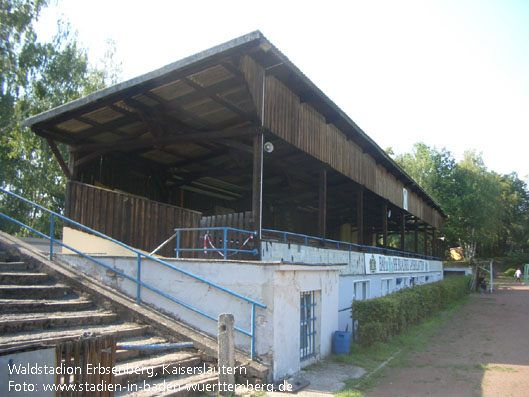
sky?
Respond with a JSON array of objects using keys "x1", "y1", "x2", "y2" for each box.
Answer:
[{"x1": 35, "y1": 0, "x2": 529, "y2": 179}]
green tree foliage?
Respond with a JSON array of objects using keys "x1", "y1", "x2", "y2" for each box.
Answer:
[
  {"x1": 0, "y1": 0, "x2": 119, "y2": 236},
  {"x1": 396, "y1": 143, "x2": 529, "y2": 258}
]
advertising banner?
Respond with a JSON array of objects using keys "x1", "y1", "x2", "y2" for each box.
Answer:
[{"x1": 365, "y1": 253, "x2": 428, "y2": 274}]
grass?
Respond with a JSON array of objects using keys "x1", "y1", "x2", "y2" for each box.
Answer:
[
  {"x1": 475, "y1": 364, "x2": 518, "y2": 373},
  {"x1": 334, "y1": 296, "x2": 470, "y2": 396}
]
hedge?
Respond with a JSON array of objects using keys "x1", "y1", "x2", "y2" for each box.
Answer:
[{"x1": 352, "y1": 276, "x2": 471, "y2": 346}]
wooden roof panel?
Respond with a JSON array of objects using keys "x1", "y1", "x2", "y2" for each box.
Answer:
[
  {"x1": 188, "y1": 65, "x2": 233, "y2": 88},
  {"x1": 218, "y1": 86, "x2": 255, "y2": 114},
  {"x1": 81, "y1": 107, "x2": 124, "y2": 124},
  {"x1": 55, "y1": 119, "x2": 92, "y2": 133},
  {"x1": 131, "y1": 93, "x2": 159, "y2": 107},
  {"x1": 149, "y1": 80, "x2": 195, "y2": 101},
  {"x1": 116, "y1": 121, "x2": 146, "y2": 136},
  {"x1": 140, "y1": 149, "x2": 180, "y2": 164},
  {"x1": 164, "y1": 143, "x2": 211, "y2": 157},
  {"x1": 91, "y1": 132, "x2": 123, "y2": 143}
]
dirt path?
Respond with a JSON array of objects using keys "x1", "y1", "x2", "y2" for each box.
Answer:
[{"x1": 363, "y1": 281, "x2": 529, "y2": 397}]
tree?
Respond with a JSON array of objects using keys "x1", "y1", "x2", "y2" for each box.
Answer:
[
  {"x1": 396, "y1": 143, "x2": 529, "y2": 259},
  {"x1": 0, "y1": 0, "x2": 120, "y2": 236}
]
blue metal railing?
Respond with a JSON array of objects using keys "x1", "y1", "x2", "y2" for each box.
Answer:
[
  {"x1": 174, "y1": 227, "x2": 258, "y2": 259},
  {"x1": 0, "y1": 187, "x2": 266, "y2": 359},
  {"x1": 262, "y1": 229, "x2": 441, "y2": 261}
]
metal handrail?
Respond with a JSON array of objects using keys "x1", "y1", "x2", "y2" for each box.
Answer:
[
  {"x1": 0, "y1": 187, "x2": 266, "y2": 359},
  {"x1": 262, "y1": 228, "x2": 441, "y2": 261},
  {"x1": 174, "y1": 227, "x2": 258, "y2": 259}
]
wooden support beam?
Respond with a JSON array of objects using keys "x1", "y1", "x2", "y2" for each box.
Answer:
[
  {"x1": 357, "y1": 186, "x2": 364, "y2": 245},
  {"x1": 181, "y1": 76, "x2": 253, "y2": 120},
  {"x1": 424, "y1": 227, "x2": 428, "y2": 256},
  {"x1": 400, "y1": 211, "x2": 406, "y2": 251},
  {"x1": 318, "y1": 167, "x2": 327, "y2": 239},
  {"x1": 46, "y1": 138, "x2": 72, "y2": 180},
  {"x1": 382, "y1": 201, "x2": 388, "y2": 248},
  {"x1": 414, "y1": 217, "x2": 419, "y2": 253},
  {"x1": 252, "y1": 130, "x2": 264, "y2": 255},
  {"x1": 432, "y1": 228, "x2": 437, "y2": 257},
  {"x1": 67, "y1": 147, "x2": 78, "y2": 181},
  {"x1": 71, "y1": 126, "x2": 251, "y2": 154},
  {"x1": 213, "y1": 139, "x2": 253, "y2": 154}
]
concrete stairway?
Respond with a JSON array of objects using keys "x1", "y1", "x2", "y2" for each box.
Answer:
[{"x1": 0, "y1": 250, "x2": 218, "y2": 396}]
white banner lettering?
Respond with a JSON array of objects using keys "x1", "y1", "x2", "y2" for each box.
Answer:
[{"x1": 365, "y1": 253, "x2": 428, "y2": 274}]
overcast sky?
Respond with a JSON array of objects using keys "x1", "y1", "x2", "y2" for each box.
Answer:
[{"x1": 36, "y1": 0, "x2": 529, "y2": 179}]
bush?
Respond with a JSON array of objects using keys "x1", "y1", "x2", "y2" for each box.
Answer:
[
  {"x1": 352, "y1": 276, "x2": 470, "y2": 346},
  {"x1": 356, "y1": 322, "x2": 388, "y2": 347},
  {"x1": 504, "y1": 268, "x2": 517, "y2": 277}
]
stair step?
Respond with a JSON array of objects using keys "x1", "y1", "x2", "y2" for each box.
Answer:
[
  {"x1": 0, "y1": 323, "x2": 152, "y2": 351},
  {"x1": 116, "y1": 372, "x2": 219, "y2": 397},
  {"x1": 115, "y1": 352, "x2": 201, "y2": 385},
  {"x1": 0, "y1": 272, "x2": 50, "y2": 285},
  {"x1": 0, "y1": 310, "x2": 119, "y2": 333},
  {"x1": 0, "y1": 261, "x2": 34, "y2": 271},
  {"x1": 0, "y1": 297, "x2": 93, "y2": 313},
  {"x1": 0, "y1": 284, "x2": 71, "y2": 299}
]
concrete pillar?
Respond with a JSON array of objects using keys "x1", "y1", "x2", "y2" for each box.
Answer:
[{"x1": 218, "y1": 313, "x2": 235, "y2": 394}]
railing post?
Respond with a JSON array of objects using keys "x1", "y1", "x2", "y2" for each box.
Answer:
[
  {"x1": 251, "y1": 303, "x2": 256, "y2": 360},
  {"x1": 218, "y1": 313, "x2": 235, "y2": 394},
  {"x1": 176, "y1": 230, "x2": 180, "y2": 258},
  {"x1": 136, "y1": 254, "x2": 141, "y2": 305},
  {"x1": 223, "y1": 228, "x2": 228, "y2": 260},
  {"x1": 49, "y1": 214, "x2": 54, "y2": 261}
]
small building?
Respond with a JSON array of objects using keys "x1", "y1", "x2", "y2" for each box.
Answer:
[{"x1": 24, "y1": 31, "x2": 445, "y2": 380}]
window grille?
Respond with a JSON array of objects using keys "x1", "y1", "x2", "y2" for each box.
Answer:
[{"x1": 300, "y1": 291, "x2": 317, "y2": 360}]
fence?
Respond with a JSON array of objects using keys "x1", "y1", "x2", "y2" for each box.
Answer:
[
  {"x1": 0, "y1": 187, "x2": 266, "y2": 359},
  {"x1": 66, "y1": 181, "x2": 201, "y2": 257},
  {"x1": 55, "y1": 335, "x2": 116, "y2": 397}
]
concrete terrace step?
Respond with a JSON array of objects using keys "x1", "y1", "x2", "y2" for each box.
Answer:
[
  {"x1": 116, "y1": 372, "x2": 219, "y2": 397},
  {"x1": 114, "y1": 351, "x2": 202, "y2": 385},
  {"x1": 0, "y1": 261, "x2": 35, "y2": 271},
  {"x1": 0, "y1": 309, "x2": 119, "y2": 333},
  {"x1": 0, "y1": 284, "x2": 71, "y2": 299},
  {"x1": 0, "y1": 323, "x2": 153, "y2": 351},
  {"x1": 0, "y1": 296, "x2": 94, "y2": 313},
  {"x1": 0, "y1": 271, "x2": 50, "y2": 284}
]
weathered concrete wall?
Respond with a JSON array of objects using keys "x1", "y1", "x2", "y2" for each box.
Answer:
[
  {"x1": 62, "y1": 227, "x2": 145, "y2": 256},
  {"x1": 56, "y1": 253, "x2": 343, "y2": 381},
  {"x1": 262, "y1": 241, "x2": 364, "y2": 274},
  {"x1": 271, "y1": 265, "x2": 341, "y2": 379}
]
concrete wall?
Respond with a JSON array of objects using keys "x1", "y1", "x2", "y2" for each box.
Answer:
[
  {"x1": 338, "y1": 270, "x2": 444, "y2": 332},
  {"x1": 62, "y1": 227, "x2": 144, "y2": 256},
  {"x1": 262, "y1": 241, "x2": 364, "y2": 274},
  {"x1": 56, "y1": 253, "x2": 343, "y2": 381},
  {"x1": 57, "y1": 234, "x2": 442, "y2": 380},
  {"x1": 271, "y1": 265, "x2": 341, "y2": 379}
]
